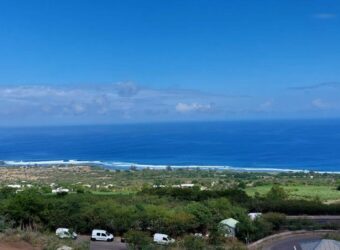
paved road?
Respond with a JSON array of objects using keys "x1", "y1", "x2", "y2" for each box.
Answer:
[
  {"x1": 264, "y1": 235, "x2": 322, "y2": 250},
  {"x1": 90, "y1": 239, "x2": 128, "y2": 250},
  {"x1": 286, "y1": 215, "x2": 340, "y2": 225}
]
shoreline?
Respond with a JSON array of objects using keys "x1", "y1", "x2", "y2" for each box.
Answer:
[{"x1": 1, "y1": 159, "x2": 340, "y2": 174}]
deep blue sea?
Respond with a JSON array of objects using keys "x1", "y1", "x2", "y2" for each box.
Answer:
[{"x1": 1, "y1": 120, "x2": 340, "y2": 172}]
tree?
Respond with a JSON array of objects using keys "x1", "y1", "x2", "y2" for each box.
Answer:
[
  {"x1": 4, "y1": 190, "x2": 45, "y2": 229},
  {"x1": 266, "y1": 185, "x2": 287, "y2": 200},
  {"x1": 185, "y1": 202, "x2": 213, "y2": 232}
]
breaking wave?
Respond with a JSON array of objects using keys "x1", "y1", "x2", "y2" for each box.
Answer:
[{"x1": 2, "y1": 160, "x2": 340, "y2": 174}]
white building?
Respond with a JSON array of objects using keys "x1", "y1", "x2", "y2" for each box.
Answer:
[
  {"x1": 248, "y1": 212, "x2": 262, "y2": 221},
  {"x1": 52, "y1": 187, "x2": 69, "y2": 194},
  {"x1": 7, "y1": 184, "x2": 21, "y2": 189}
]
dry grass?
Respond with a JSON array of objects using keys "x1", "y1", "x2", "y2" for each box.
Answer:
[{"x1": 0, "y1": 229, "x2": 89, "y2": 250}]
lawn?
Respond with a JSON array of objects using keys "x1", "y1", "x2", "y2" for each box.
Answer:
[{"x1": 245, "y1": 185, "x2": 340, "y2": 202}]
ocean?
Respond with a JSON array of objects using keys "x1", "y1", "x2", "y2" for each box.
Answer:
[{"x1": 1, "y1": 120, "x2": 340, "y2": 172}]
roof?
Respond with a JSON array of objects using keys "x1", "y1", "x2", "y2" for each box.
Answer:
[
  {"x1": 219, "y1": 218, "x2": 239, "y2": 228},
  {"x1": 301, "y1": 239, "x2": 340, "y2": 250}
]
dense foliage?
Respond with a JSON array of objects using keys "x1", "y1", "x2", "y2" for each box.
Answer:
[{"x1": 0, "y1": 183, "x2": 339, "y2": 247}]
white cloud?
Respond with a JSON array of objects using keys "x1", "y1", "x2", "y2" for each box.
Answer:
[
  {"x1": 312, "y1": 98, "x2": 331, "y2": 109},
  {"x1": 114, "y1": 82, "x2": 140, "y2": 97},
  {"x1": 0, "y1": 84, "x2": 226, "y2": 124},
  {"x1": 313, "y1": 13, "x2": 337, "y2": 19},
  {"x1": 259, "y1": 100, "x2": 273, "y2": 110},
  {"x1": 1, "y1": 81, "x2": 339, "y2": 125},
  {"x1": 175, "y1": 102, "x2": 212, "y2": 113}
]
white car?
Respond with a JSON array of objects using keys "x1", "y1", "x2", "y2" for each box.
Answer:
[
  {"x1": 55, "y1": 228, "x2": 77, "y2": 239},
  {"x1": 153, "y1": 233, "x2": 175, "y2": 245},
  {"x1": 91, "y1": 229, "x2": 114, "y2": 242}
]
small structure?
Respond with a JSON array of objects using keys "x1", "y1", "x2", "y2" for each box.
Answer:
[
  {"x1": 219, "y1": 218, "x2": 239, "y2": 237},
  {"x1": 300, "y1": 239, "x2": 340, "y2": 250},
  {"x1": 153, "y1": 185, "x2": 166, "y2": 188},
  {"x1": 52, "y1": 187, "x2": 69, "y2": 194},
  {"x1": 7, "y1": 184, "x2": 21, "y2": 189},
  {"x1": 248, "y1": 212, "x2": 262, "y2": 221},
  {"x1": 171, "y1": 184, "x2": 195, "y2": 188},
  {"x1": 180, "y1": 184, "x2": 195, "y2": 188}
]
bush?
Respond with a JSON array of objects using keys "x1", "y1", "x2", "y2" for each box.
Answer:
[
  {"x1": 182, "y1": 235, "x2": 206, "y2": 250},
  {"x1": 262, "y1": 213, "x2": 286, "y2": 231},
  {"x1": 124, "y1": 230, "x2": 152, "y2": 249}
]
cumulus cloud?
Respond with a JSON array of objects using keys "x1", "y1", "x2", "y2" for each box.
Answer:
[
  {"x1": 1, "y1": 82, "x2": 339, "y2": 125},
  {"x1": 175, "y1": 102, "x2": 213, "y2": 113},
  {"x1": 0, "y1": 83, "x2": 228, "y2": 125}
]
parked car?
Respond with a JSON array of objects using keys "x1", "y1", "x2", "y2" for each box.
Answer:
[
  {"x1": 55, "y1": 228, "x2": 77, "y2": 239},
  {"x1": 91, "y1": 229, "x2": 114, "y2": 241},
  {"x1": 153, "y1": 233, "x2": 175, "y2": 245}
]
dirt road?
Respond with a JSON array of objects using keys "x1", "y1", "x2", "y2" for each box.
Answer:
[{"x1": 0, "y1": 241, "x2": 35, "y2": 250}]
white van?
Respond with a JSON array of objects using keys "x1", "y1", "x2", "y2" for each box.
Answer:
[
  {"x1": 55, "y1": 228, "x2": 77, "y2": 239},
  {"x1": 153, "y1": 233, "x2": 175, "y2": 245},
  {"x1": 91, "y1": 229, "x2": 114, "y2": 241}
]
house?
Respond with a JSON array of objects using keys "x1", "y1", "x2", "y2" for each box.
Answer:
[
  {"x1": 7, "y1": 184, "x2": 21, "y2": 189},
  {"x1": 52, "y1": 187, "x2": 69, "y2": 194},
  {"x1": 219, "y1": 218, "x2": 239, "y2": 237},
  {"x1": 180, "y1": 184, "x2": 195, "y2": 188},
  {"x1": 248, "y1": 212, "x2": 262, "y2": 221},
  {"x1": 153, "y1": 185, "x2": 166, "y2": 188}
]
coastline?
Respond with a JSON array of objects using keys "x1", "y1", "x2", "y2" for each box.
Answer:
[{"x1": 1, "y1": 159, "x2": 340, "y2": 174}]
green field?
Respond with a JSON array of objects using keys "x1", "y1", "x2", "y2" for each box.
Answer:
[{"x1": 246, "y1": 184, "x2": 340, "y2": 202}]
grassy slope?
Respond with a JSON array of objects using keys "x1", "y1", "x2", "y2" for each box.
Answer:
[{"x1": 245, "y1": 185, "x2": 340, "y2": 202}]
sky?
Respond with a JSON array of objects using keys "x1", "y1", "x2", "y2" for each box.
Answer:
[{"x1": 0, "y1": 0, "x2": 340, "y2": 125}]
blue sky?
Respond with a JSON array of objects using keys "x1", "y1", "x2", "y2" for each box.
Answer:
[{"x1": 0, "y1": 0, "x2": 339, "y2": 125}]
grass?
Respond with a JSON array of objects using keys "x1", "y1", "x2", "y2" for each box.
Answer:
[
  {"x1": 245, "y1": 185, "x2": 340, "y2": 202},
  {"x1": 0, "y1": 229, "x2": 89, "y2": 250}
]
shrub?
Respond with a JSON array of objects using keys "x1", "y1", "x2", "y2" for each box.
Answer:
[
  {"x1": 124, "y1": 230, "x2": 152, "y2": 249},
  {"x1": 262, "y1": 213, "x2": 286, "y2": 231},
  {"x1": 182, "y1": 235, "x2": 206, "y2": 250}
]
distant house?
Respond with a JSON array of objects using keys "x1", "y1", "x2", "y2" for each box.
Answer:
[
  {"x1": 52, "y1": 187, "x2": 69, "y2": 194},
  {"x1": 180, "y1": 184, "x2": 195, "y2": 188},
  {"x1": 219, "y1": 218, "x2": 239, "y2": 237},
  {"x1": 153, "y1": 185, "x2": 166, "y2": 188},
  {"x1": 300, "y1": 239, "x2": 340, "y2": 250},
  {"x1": 171, "y1": 184, "x2": 195, "y2": 188},
  {"x1": 7, "y1": 184, "x2": 21, "y2": 189},
  {"x1": 248, "y1": 212, "x2": 262, "y2": 221}
]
